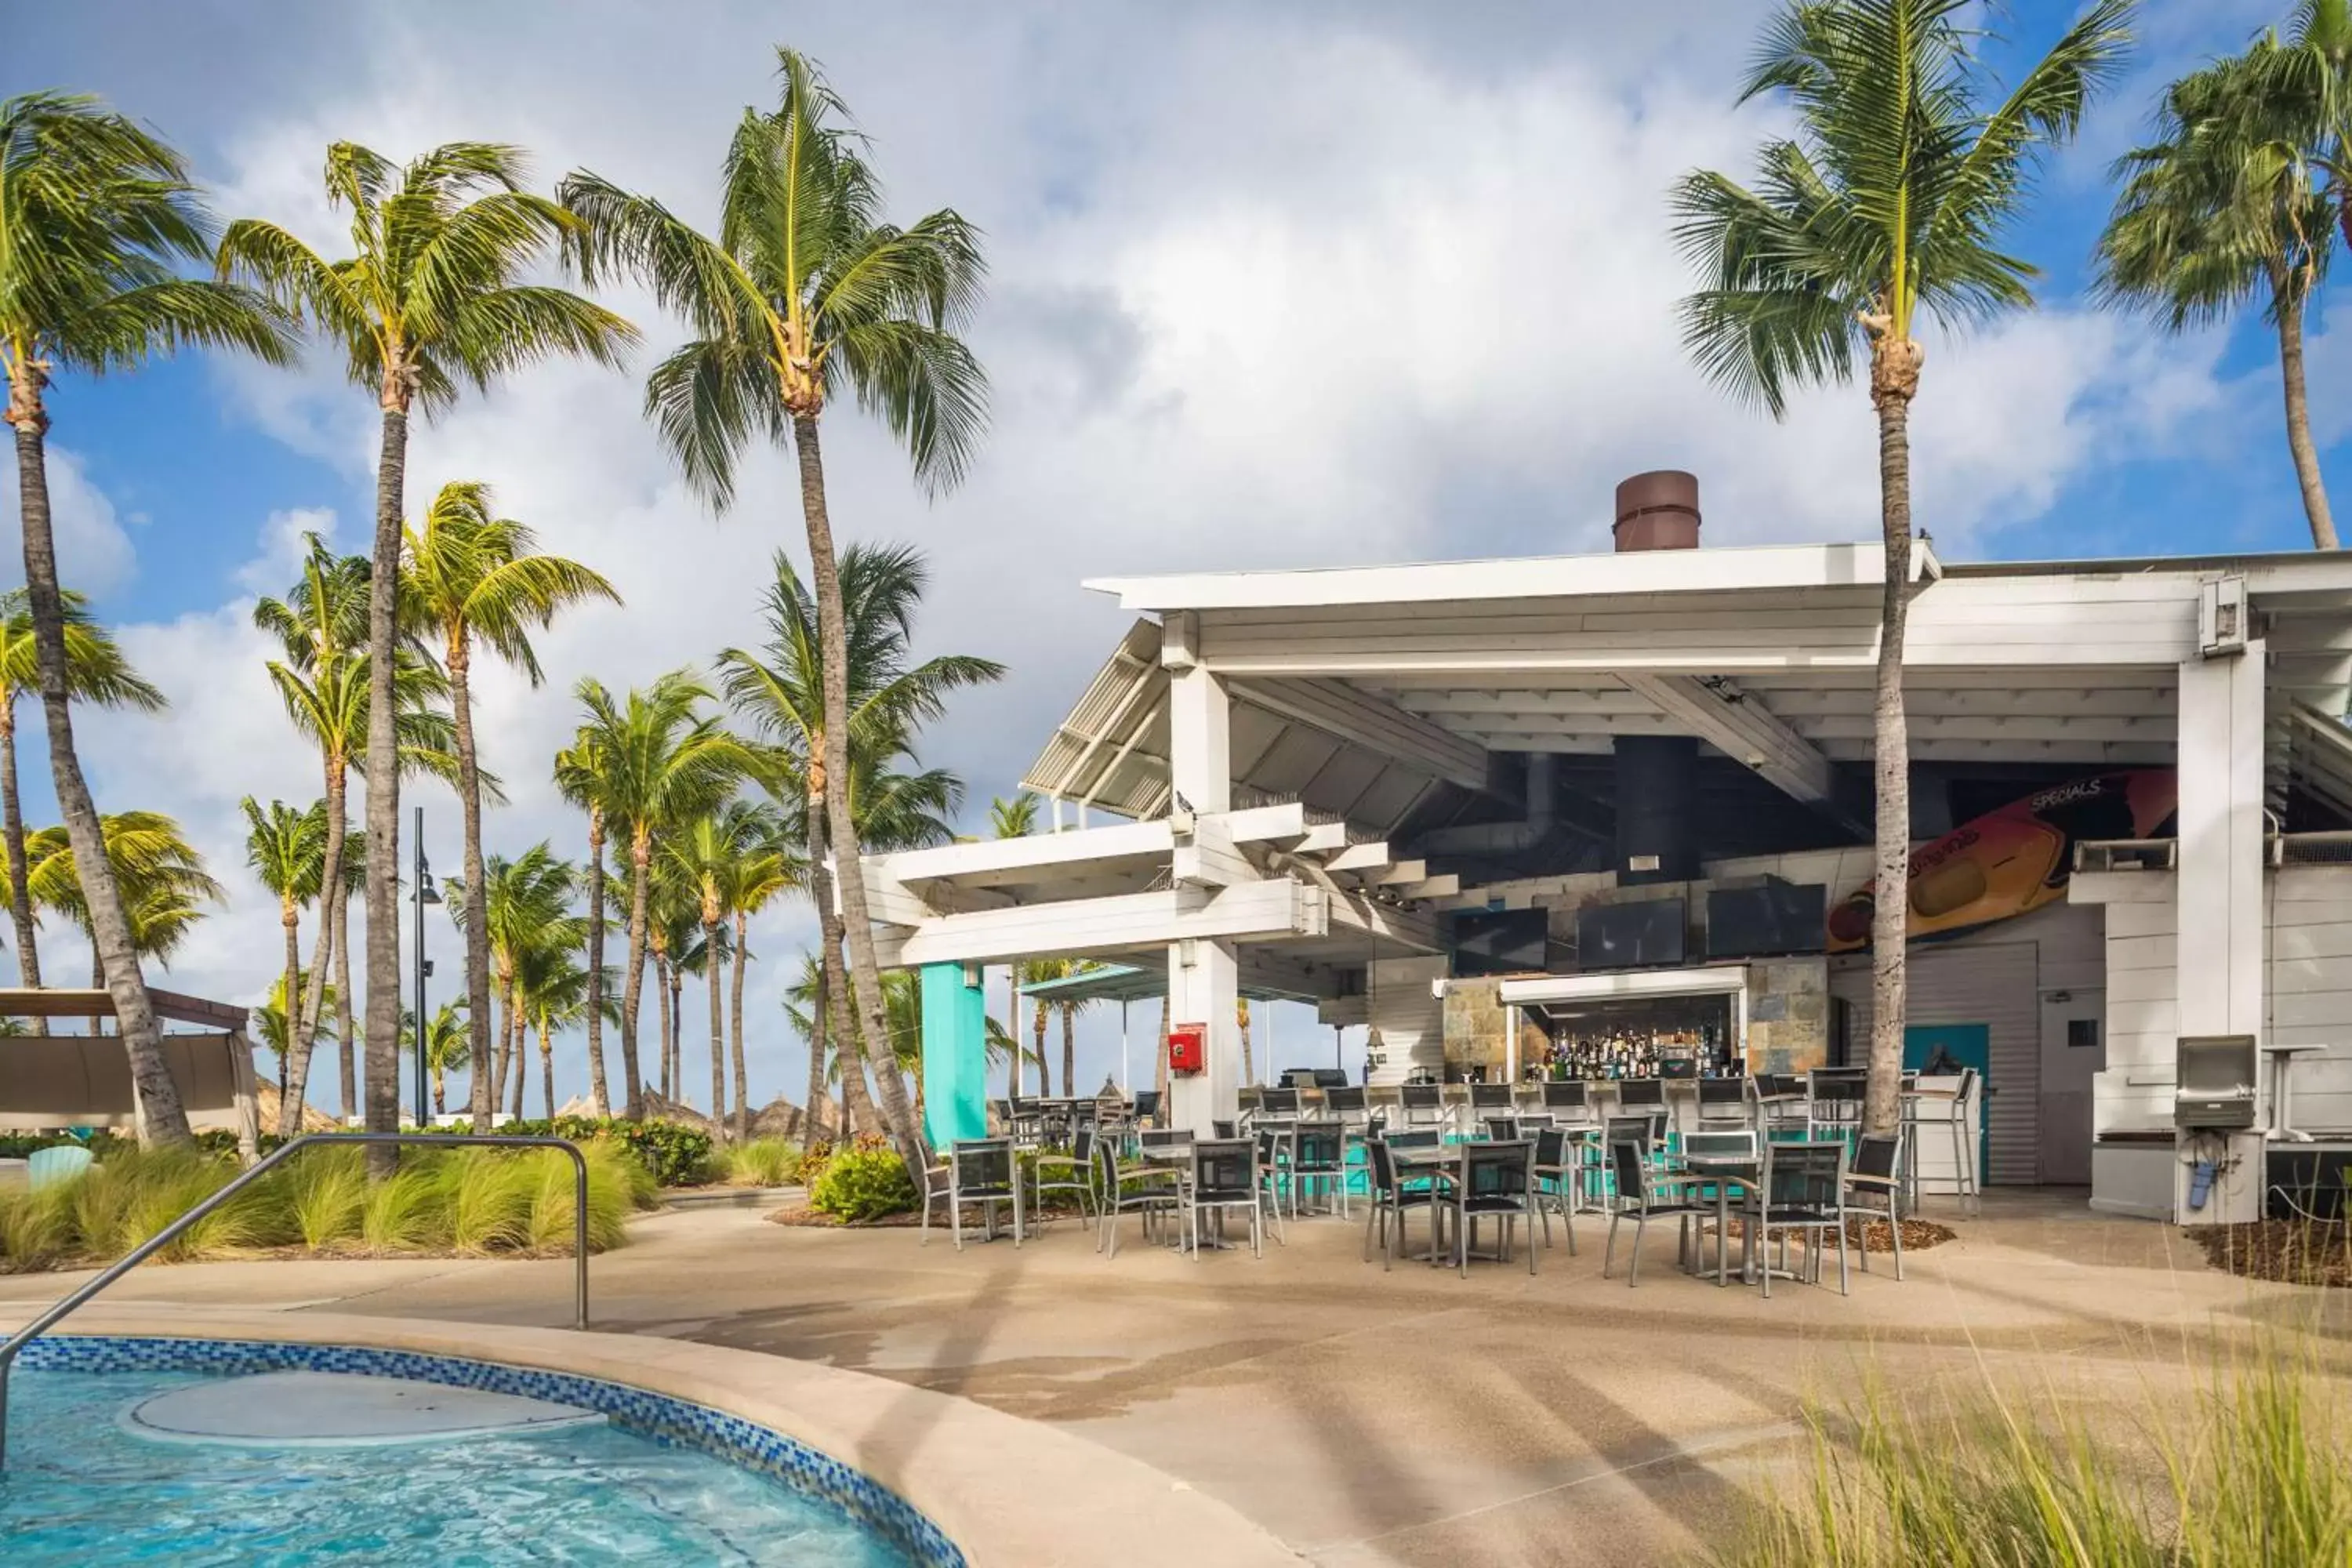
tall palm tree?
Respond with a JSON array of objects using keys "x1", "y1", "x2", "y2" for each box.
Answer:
[
  {"x1": 0, "y1": 588, "x2": 165, "y2": 1017},
  {"x1": 553, "y1": 731, "x2": 616, "y2": 1116},
  {"x1": 221, "y1": 140, "x2": 636, "y2": 1149},
  {"x1": 989, "y1": 792, "x2": 1040, "y2": 1095},
  {"x1": 241, "y1": 796, "x2": 327, "y2": 1097},
  {"x1": 19, "y1": 811, "x2": 225, "y2": 998},
  {"x1": 564, "y1": 49, "x2": 989, "y2": 1180},
  {"x1": 661, "y1": 800, "x2": 772, "y2": 1140},
  {"x1": 2099, "y1": 23, "x2": 2341, "y2": 547},
  {"x1": 259, "y1": 540, "x2": 476, "y2": 1133},
  {"x1": 399, "y1": 999, "x2": 470, "y2": 1118},
  {"x1": 564, "y1": 672, "x2": 746, "y2": 1116},
  {"x1": 728, "y1": 806, "x2": 798, "y2": 1142},
  {"x1": 1671, "y1": 0, "x2": 2132, "y2": 1135},
  {"x1": 256, "y1": 967, "x2": 336, "y2": 1097},
  {"x1": 0, "y1": 93, "x2": 293, "y2": 1142},
  {"x1": 517, "y1": 946, "x2": 589, "y2": 1120},
  {"x1": 714, "y1": 543, "x2": 1000, "y2": 1171},
  {"x1": 404, "y1": 479, "x2": 618, "y2": 1129},
  {"x1": 449, "y1": 843, "x2": 582, "y2": 1120}
]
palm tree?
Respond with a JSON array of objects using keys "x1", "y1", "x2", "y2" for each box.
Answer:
[
  {"x1": 989, "y1": 792, "x2": 1040, "y2": 1095},
  {"x1": 19, "y1": 812, "x2": 225, "y2": 999},
  {"x1": 258, "y1": 538, "x2": 476, "y2": 1133},
  {"x1": 516, "y1": 946, "x2": 588, "y2": 1120},
  {"x1": 241, "y1": 796, "x2": 327, "y2": 1098},
  {"x1": 714, "y1": 543, "x2": 1000, "y2": 1172},
  {"x1": 256, "y1": 967, "x2": 336, "y2": 1097},
  {"x1": 404, "y1": 479, "x2": 619, "y2": 1129},
  {"x1": 0, "y1": 588, "x2": 165, "y2": 1018},
  {"x1": 564, "y1": 672, "x2": 746, "y2": 1116},
  {"x1": 564, "y1": 49, "x2": 988, "y2": 1181},
  {"x1": 553, "y1": 731, "x2": 616, "y2": 1116},
  {"x1": 220, "y1": 140, "x2": 636, "y2": 1149},
  {"x1": 449, "y1": 843, "x2": 582, "y2": 1121},
  {"x1": 0, "y1": 93, "x2": 293, "y2": 1143},
  {"x1": 2098, "y1": 21, "x2": 2341, "y2": 547},
  {"x1": 1671, "y1": 0, "x2": 2132, "y2": 1135},
  {"x1": 398, "y1": 999, "x2": 470, "y2": 1118},
  {"x1": 661, "y1": 799, "x2": 782, "y2": 1141},
  {"x1": 727, "y1": 807, "x2": 798, "y2": 1142}
]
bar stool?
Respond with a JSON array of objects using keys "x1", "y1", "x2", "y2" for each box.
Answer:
[{"x1": 1903, "y1": 1065, "x2": 1980, "y2": 1216}]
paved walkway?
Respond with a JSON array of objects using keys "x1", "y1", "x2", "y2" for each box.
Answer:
[{"x1": 5, "y1": 1190, "x2": 2345, "y2": 1564}]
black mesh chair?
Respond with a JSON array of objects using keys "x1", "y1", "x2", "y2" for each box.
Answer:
[
  {"x1": 1400, "y1": 1082, "x2": 1446, "y2": 1130},
  {"x1": 1530, "y1": 1126, "x2": 1580, "y2": 1254},
  {"x1": 1185, "y1": 1138, "x2": 1266, "y2": 1258},
  {"x1": 1213, "y1": 1120, "x2": 1239, "y2": 1140},
  {"x1": 1236, "y1": 1085, "x2": 1265, "y2": 1123},
  {"x1": 1094, "y1": 1137, "x2": 1181, "y2": 1260},
  {"x1": 1846, "y1": 1132, "x2": 1905, "y2": 1280},
  {"x1": 1481, "y1": 1116, "x2": 1523, "y2": 1143},
  {"x1": 1751, "y1": 1140, "x2": 1850, "y2": 1298},
  {"x1": 1139, "y1": 1125, "x2": 1193, "y2": 1152},
  {"x1": 1290, "y1": 1120, "x2": 1349, "y2": 1217},
  {"x1": 1006, "y1": 1098, "x2": 1046, "y2": 1148},
  {"x1": 1696, "y1": 1076, "x2": 1752, "y2": 1126},
  {"x1": 920, "y1": 1138, "x2": 1024, "y2": 1251},
  {"x1": 1260, "y1": 1087, "x2": 1302, "y2": 1118},
  {"x1": 1446, "y1": 1141, "x2": 1537, "y2": 1276},
  {"x1": 1543, "y1": 1080, "x2": 1595, "y2": 1122},
  {"x1": 1807, "y1": 1069, "x2": 1869, "y2": 1138},
  {"x1": 1601, "y1": 1137, "x2": 1706, "y2": 1287},
  {"x1": 1469, "y1": 1083, "x2": 1515, "y2": 1116},
  {"x1": 1617, "y1": 1078, "x2": 1667, "y2": 1112},
  {"x1": 1252, "y1": 1127, "x2": 1293, "y2": 1240},
  {"x1": 1362, "y1": 1139, "x2": 1440, "y2": 1271},
  {"x1": 1383, "y1": 1127, "x2": 1442, "y2": 1152},
  {"x1": 1029, "y1": 1122, "x2": 1098, "y2": 1229}
]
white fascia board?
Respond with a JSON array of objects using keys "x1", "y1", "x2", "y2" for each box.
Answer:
[
  {"x1": 1493, "y1": 965, "x2": 1751, "y2": 1005},
  {"x1": 873, "y1": 878, "x2": 1323, "y2": 968},
  {"x1": 1084, "y1": 542, "x2": 1905, "y2": 613},
  {"x1": 874, "y1": 819, "x2": 1173, "y2": 887}
]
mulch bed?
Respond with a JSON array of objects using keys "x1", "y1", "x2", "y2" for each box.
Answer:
[
  {"x1": 765, "y1": 1202, "x2": 1090, "y2": 1231},
  {"x1": 1710, "y1": 1215, "x2": 1957, "y2": 1254},
  {"x1": 2188, "y1": 1219, "x2": 2352, "y2": 1287}
]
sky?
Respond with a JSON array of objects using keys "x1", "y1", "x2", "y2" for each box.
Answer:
[{"x1": 2, "y1": 0, "x2": 2337, "y2": 1120}]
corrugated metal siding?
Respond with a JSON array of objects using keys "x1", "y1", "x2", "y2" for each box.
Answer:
[{"x1": 1833, "y1": 939, "x2": 2043, "y2": 1185}]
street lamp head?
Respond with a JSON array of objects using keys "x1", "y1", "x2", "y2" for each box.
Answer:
[{"x1": 417, "y1": 870, "x2": 443, "y2": 906}]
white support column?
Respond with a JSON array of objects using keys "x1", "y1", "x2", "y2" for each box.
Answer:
[
  {"x1": 1165, "y1": 641, "x2": 1236, "y2": 1130},
  {"x1": 2174, "y1": 640, "x2": 2267, "y2": 1224}
]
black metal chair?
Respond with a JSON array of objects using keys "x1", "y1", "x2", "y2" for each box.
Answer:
[
  {"x1": 1139, "y1": 1125, "x2": 1192, "y2": 1152},
  {"x1": 1696, "y1": 1076, "x2": 1752, "y2": 1127},
  {"x1": 1362, "y1": 1138, "x2": 1440, "y2": 1271},
  {"x1": 1469, "y1": 1082, "x2": 1515, "y2": 1117},
  {"x1": 1400, "y1": 1082, "x2": 1446, "y2": 1131},
  {"x1": 1185, "y1": 1138, "x2": 1266, "y2": 1258},
  {"x1": 1252, "y1": 1127, "x2": 1292, "y2": 1240},
  {"x1": 1749, "y1": 1140, "x2": 1851, "y2": 1299},
  {"x1": 1616, "y1": 1078, "x2": 1667, "y2": 1112},
  {"x1": 1902, "y1": 1066, "x2": 1980, "y2": 1215},
  {"x1": 1446, "y1": 1141, "x2": 1537, "y2": 1276},
  {"x1": 1846, "y1": 1132, "x2": 1905, "y2": 1280},
  {"x1": 1481, "y1": 1115, "x2": 1523, "y2": 1143},
  {"x1": 1094, "y1": 1137, "x2": 1181, "y2": 1260},
  {"x1": 1806, "y1": 1069, "x2": 1869, "y2": 1138},
  {"x1": 1289, "y1": 1120, "x2": 1349, "y2": 1217},
  {"x1": 1530, "y1": 1126, "x2": 1580, "y2": 1254},
  {"x1": 1601, "y1": 1137, "x2": 1707, "y2": 1287},
  {"x1": 1543, "y1": 1080, "x2": 1595, "y2": 1121},
  {"x1": 1236, "y1": 1085, "x2": 1265, "y2": 1123},
  {"x1": 1260, "y1": 1087, "x2": 1302, "y2": 1118},
  {"x1": 1213, "y1": 1120, "x2": 1239, "y2": 1140},
  {"x1": 1029, "y1": 1122, "x2": 1098, "y2": 1229},
  {"x1": 920, "y1": 1138, "x2": 1024, "y2": 1251},
  {"x1": 1382, "y1": 1127, "x2": 1442, "y2": 1151}
]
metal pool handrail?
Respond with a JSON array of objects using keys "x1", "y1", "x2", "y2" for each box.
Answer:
[{"x1": 0, "y1": 1131, "x2": 592, "y2": 1468}]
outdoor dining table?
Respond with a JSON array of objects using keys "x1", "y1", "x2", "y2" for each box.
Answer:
[
  {"x1": 1134, "y1": 1141, "x2": 1236, "y2": 1250},
  {"x1": 1674, "y1": 1153, "x2": 1760, "y2": 1287}
]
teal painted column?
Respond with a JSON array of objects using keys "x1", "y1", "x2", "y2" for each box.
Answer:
[{"x1": 920, "y1": 962, "x2": 987, "y2": 1149}]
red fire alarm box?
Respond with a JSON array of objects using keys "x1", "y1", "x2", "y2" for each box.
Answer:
[{"x1": 1167, "y1": 1022, "x2": 1207, "y2": 1075}]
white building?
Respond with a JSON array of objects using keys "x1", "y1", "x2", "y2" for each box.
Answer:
[{"x1": 870, "y1": 474, "x2": 2352, "y2": 1225}]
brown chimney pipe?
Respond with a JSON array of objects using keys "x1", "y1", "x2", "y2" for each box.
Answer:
[{"x1": 1613, "y1": 470, "x2": 1700, "y2": 553}]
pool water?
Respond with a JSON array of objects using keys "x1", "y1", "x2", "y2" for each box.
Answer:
[{"x1": 1, "y1": 1369, "x2": 916, "y2": 1566}]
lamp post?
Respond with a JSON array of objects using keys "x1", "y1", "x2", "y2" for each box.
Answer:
[{"x1": 412, "y1": 805, "x2": 442, "y2": 1128}]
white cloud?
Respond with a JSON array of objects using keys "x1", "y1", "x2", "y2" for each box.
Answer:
[{"x1": 0, "y1": 444, "x2": 139, "y2": 600}]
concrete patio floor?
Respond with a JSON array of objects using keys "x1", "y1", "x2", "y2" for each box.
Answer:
[{"x1": 5, "y1": 1189, "x2": 2347, "y2": 1565}]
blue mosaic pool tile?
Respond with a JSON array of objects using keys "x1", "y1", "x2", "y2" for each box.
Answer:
[{"x1": 16, "y1": 1334, "x2": 964, "y2": 1568}]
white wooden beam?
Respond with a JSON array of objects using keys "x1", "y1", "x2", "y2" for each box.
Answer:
[
  {"x1": 1173, "y1": 813, "x2": 1257, "y2": 888},
  {"x1": 873, "y1": 878, "x2": 1328, "y2": 968},
  {"x1": 1323, "y1": 840, "x2": 1395, "y2": 875},
  {"x1": 1229, "y1": 676, "x2": 1490, "y2": 793},
  {"x1": 1618, "y1": 672, "x2": 1836, "y2": 807}
]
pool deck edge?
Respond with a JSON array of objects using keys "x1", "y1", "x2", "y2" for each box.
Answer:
[{"x1": 0, "y1": 1305, "x2": 1302, "y2": 1568}]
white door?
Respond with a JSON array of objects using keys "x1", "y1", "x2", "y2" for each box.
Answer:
[{"x1": 2038, "y1": 989, "x2": 2105, "y2": 1185}]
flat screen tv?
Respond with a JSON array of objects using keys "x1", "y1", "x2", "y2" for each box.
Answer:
[
  {"x1": 1708, "y1": 880, "x2": 1828, "y2": 958},
  {"x1": 1450, "y1": 907, "x2": 1551, "y2": 977},
  {"x1": 1576, "y1": 898, "x2": 1686, "y2": 969}
]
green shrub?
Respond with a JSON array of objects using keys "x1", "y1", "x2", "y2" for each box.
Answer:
[
  {"x1": 499, "y1": 1116, "x2": 713, "y2": 1189},
  {"x1": 726, "y1": 1138, "x2": 801, "y2": 1188},
  {"x1": 808, "y1": 1145, "x2": 919, "y2": 1223}
]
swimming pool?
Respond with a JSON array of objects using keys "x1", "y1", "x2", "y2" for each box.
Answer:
[{"x1": 0, "y1": 1338, "x2": 959, "y2": 1566}]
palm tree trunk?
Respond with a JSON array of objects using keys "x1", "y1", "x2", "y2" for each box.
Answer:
[
  {"x1": 1864, "y1": 365, "x2": 1918, "y2": 1138},
  {"x1": 2276, "y1": 282, "x2": 2339, "y2": 550},
  {"x1": 583, "y1": 810, "x2": 610, "y2": 1116},
  {"x1": 1, "y1": 702, "x2": 49, "y2": 1030},
  {"x1": 332, "y1": 881, "x2": 357, "y2": 1120},
  {"x1": 1061, "y1": 1003, "x2": 1076, "y2": 1099},
  {"x1": 1006, "y1": 969, "x2": 1022, "y2": 1100},
  {"x1": 619, "y1": 829, "x2": 651, "y2": 1117},
  {"x1": 730, "y1": 909, "x2": 751, "y2": 1142},
  {"x1": 1239, "y1": 1000, "x2": 1253, "y2": 1087},
  {"x1": 281, "y1": 903, "x2": 301, "y2": 1102},
  {"x1": 8, "y1": 403, "x2": 188, "y2": 1144},
  {"x1": 707, "y1": 920, "x2": 727, "y2": 1138},
  {"x1": 1154, "y1": 993, "x2": 1169, "y2": 1109},
  {"x1": 433, "y1": 1068, "x2": 445, "y2": 1117},
  {"x1": 449, "y1": 640, "x2": 498, "y2": 1132},
  {"x1": 670, "y1": 963, "x2": 684, "y2": 1105},
  {"x1": 508, "y1": 982, "x2": 527, "y2": 1122},
  {"x1": 805, "y1": 801, "x2": 863, "y2": 1142},
  {"x1": 492, "y1": 965, "x2": 514, "y2": 1112},
  {"x1": 792, "y1": 415, "x2": 926, "y2": 1174},
  {"x1": 362, "y1": 404, "x2": 408, "y2": 1167},
  {"x1": 1032, "y1": 1001, "x2": 1051, "y2": 1098},
  {"x1": 806, "y1": 960, "x2": 831, "y2": 1143},
  {"x1": 282, "y1": 763, "x2": 346, "y2": 1134},
  {"x1": 654, "y1": 949, "x2": 673, "y2": 1105},
  {"x1": 540, "y1": 1015, "x2": 556, "y2": 1120}
]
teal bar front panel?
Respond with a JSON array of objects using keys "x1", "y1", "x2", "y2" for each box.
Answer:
[{"x1": 920, "y1": 962, "x2": 988, "y2": 1148}]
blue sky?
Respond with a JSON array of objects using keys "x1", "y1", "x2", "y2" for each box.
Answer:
[{"x1": 5, "y1": 0, "x2": 2341, "y2": 1112}]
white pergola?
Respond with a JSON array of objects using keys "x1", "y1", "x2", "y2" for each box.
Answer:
[{"x1": 864, "y1": 538, "x2": 2352, "y2": 1131}]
